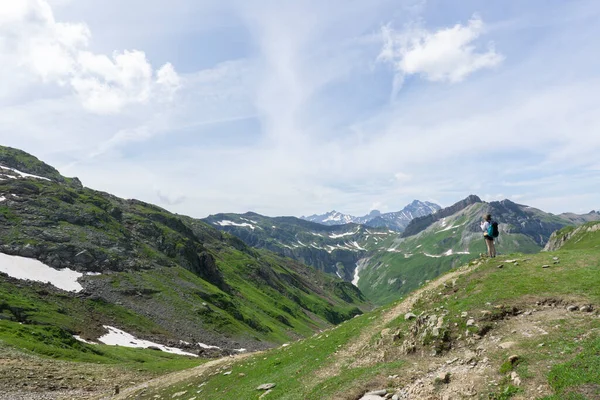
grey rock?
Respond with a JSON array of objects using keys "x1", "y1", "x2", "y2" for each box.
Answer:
[
  {"x1": 259, "y1": 389, "x2": 273, "y2": 399},
  {"x1": 257, "y1": 383, "x2": 276, "y2": 390},
  {"x1": 567, "y1": 305, "x2": 579, "y2": 312},
  {"x1": 435, "y1": 372, "x2": 450, "y2": 384},
  {"x1": 404, "y1": 312, "x2": 417, "y2": 320},
  {"x1": 360, "y1": 396, "x2": 385, "y2": 400},
  {"x1": 74, "y1": 249, "x2": 95, "y2": 265},
  {"x1": 580, "y1": 305, "x2": 593, "y2": 312},
  {"x1": 366, "y1": 389, "x2": 387, "y2": 396},
  {"x1": 466, "y1": 319, "x2": 475, "y2": 326},
  {"x1": 542, "y1": 265, "x2": 550, "y2": 268}
]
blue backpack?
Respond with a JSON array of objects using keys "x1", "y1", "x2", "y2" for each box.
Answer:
[{"x1": 487, "y1": 221, "x2": 499, "y2": 238}]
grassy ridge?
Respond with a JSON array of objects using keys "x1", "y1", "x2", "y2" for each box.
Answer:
[{"x1": 135, "y1": 233, "x2": 600, "y2": 399}]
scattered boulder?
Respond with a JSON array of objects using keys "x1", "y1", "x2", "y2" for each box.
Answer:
[
  {"x1": 405, "y1": 312, "x2": 417, "y2": 320},
  {"x1": 466, "y1": 319, "x2": 475, "y2": 327},
  {"x1": 435, "y1": 372, "x2": 451, "y2": 384},
  {"x1": 499, "y1": 342, "x2": 516, "y2": 350},
  {"x1": 365, "y1": 389, "x2": 387, "y2": 396},
  {"x1": 510, "y1": 371, "x2": 521, "y2": 386},
  {"x1": 257, "y1": 383, "x2": 276, "y2": 391},
  {"x1": 259, "y1": 389, "x2": 273, "y2": 399},
  {"x1": 508, "y1": 354, "x2": 520, "y2": 364},
  {"x1": 567, "y1": 305, "x2": 579, "y2": 312},
  {"x1": 580, "y1": 305, "x2": 593, "y2": 312}
]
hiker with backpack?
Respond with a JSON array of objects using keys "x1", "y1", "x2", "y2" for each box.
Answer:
[{"x1": 480, "y1": 214, "x2": 499, "y2": 257}]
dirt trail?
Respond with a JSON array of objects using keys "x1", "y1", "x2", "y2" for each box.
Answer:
[
  {"x1": 97, "y1": 352, "x2": 256, "y2": 400},
  {"x1": 307, "y1": 261, "x2": 480, "y2": 386}
]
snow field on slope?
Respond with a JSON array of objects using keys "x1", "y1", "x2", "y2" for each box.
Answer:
[{"x1": 0, "y1": 252, "x2": 83, "y2": 292}]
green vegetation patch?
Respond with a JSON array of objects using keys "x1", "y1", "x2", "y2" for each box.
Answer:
[
  {"x1": 0, "y1": 321, "x2": 204, "y2": 374},
  {"x1": 542, "y1": 337, "x2": 600, "y2": 400}
]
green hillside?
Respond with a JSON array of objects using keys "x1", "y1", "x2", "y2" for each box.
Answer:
[
  {"x1": 127, "y1": 224, "x2": 600, "y2": 400},
  {"x1": 0, "y1": 145, "x2": 368, "y2": 360}
]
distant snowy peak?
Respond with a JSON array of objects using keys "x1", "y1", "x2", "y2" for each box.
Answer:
[
  {"x1": 302, "y1": 210, "x2": 357, "y2": 226},
  {"x1": 302, "y1": 200, "x2": 442, "y2": 231}
]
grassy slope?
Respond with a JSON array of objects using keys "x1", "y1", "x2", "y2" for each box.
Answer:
[
  {"x1": 136, "y1": 230, "x2": 600, "y2": 400},
  {"x1": 0, "y1": 278, "x2": 206, "y2": 375}
]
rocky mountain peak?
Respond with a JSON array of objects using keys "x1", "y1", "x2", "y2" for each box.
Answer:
[
  {"x1": 368, "y1": 209, "x2": 381, "y2": 218},
  {"x1": 0, "y1": 145, "x2": 82, "y2": 189},
  {"x1": 402, "y1": 195, "x2": 482, "y2": 238}
]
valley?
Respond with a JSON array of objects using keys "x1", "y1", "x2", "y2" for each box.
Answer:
[{"x1": 0, "y1": 145, "x2": 599, "y2": 400}]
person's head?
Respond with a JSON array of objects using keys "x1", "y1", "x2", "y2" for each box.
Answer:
[{"x1": 484, "y1": 214, "x2": 492, "y2": 221}]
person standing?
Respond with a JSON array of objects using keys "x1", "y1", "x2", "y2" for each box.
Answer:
[{"x1": 480, "y1": 214, "x2": 496, "y2": 257}]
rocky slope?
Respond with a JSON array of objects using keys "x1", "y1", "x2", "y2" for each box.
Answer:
[
  {"x1": 302, "y1": 200, "x2": 441, "y2": 232},
  {"x1": 0, "y1": 145, "x2": 368, "y2": 355},
  {"x1": 543, "y1": 221, "x2": 600, "y2": 251}
]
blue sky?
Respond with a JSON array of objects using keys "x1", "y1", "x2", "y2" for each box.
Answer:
[{"x1": 1, "y1": 0, "x2": 599, "y2": 218}]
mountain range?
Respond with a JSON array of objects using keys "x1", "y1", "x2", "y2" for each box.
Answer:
[
  {"x1": 301, "y1": 200, "x2": 441, "y2": 231},
  {"x1": 207, "y1": 194, "x2": 600, "y2": 305}
]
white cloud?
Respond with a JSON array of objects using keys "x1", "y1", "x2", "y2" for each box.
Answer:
[
  {"x1": 0, "y1": 0, "x2": 180, "y2": 114},
  {"x1": 379, "y1": 16, "x2": 503, "y2": 92}
]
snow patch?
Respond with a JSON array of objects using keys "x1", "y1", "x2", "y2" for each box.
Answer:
[
  {"x1": 329, "y1": 229, "x2": 359, "y2": 239},
  {"x1": 73, "y1": 335, "x2": 96, "y2": 345},
  {"x1": 0, "y1": 253, "x2": 83, "y2": 292},
  {"x1": 98, "y1": 326, "x2": 198, "y2": 356},
  {"x1": 351, "y1": 241, "x2": 366, "y2": 251},
  {"x1": 0, "y1": 165, "x2": 51, "y2": 181},
  {"x1": 437, "y1": 221, "x2": 467, "y2": 233},
  {"x1": 423, "y1": 252, "x2": 442, "y2": 258},
  {"x1": 352, "y1": 258, "x2": 370, "y2": 287},
  {"x1": 215, "y1": 220, "x2": 257, "y2": 230},
  {"x1": 197, "y1": 342, "x2": 220, "y2": 349}
]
